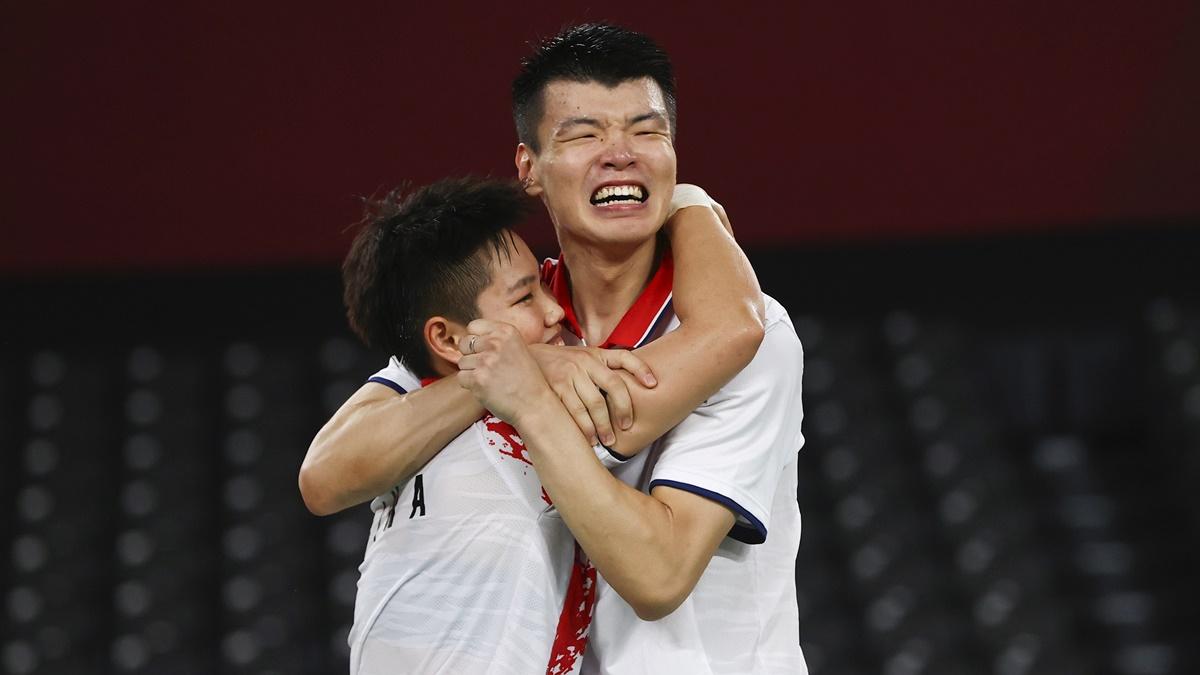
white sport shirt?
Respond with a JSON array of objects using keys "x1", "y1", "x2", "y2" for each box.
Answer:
[
  {"x1": 543, "y1": 254, "x2": 808, "y2": 675},
  {"x1": 349, "y1": 363, "x2": 602, "y2": 675}
]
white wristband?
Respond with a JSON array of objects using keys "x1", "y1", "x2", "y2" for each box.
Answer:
[{"x1": 669, "y1": 183, "x2": 717, "y2": 219}]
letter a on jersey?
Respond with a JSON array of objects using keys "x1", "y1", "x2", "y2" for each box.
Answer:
[{"x1": 409, "y1": 474, "x2": 426, "y2": 518}]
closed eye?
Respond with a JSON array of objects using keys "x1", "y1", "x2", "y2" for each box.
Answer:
[{"x1": 514, "y1": 293, "x2": 534, "y2": 305}]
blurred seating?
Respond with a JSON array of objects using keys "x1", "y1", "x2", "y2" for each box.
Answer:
[{"x1": 2, "y1": 295, "x2": 1199, "y2": 674}]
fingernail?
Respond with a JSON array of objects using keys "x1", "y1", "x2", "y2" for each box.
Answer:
[
  {"x1": 645, "y1": 374, "x2": 658, "y2": 386},
  {"x1": 620, "y1": 417, "x2": 632, "y2": 430},
  {"x1": 602, "y1": 432, "x2": 616, "y2": 446},
  {"x1": 590, "y1": 435, "x2": 599, "y2": 446}
]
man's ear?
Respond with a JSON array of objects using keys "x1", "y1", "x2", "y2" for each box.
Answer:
[
  {"x1": 515, "y1": 143, "x2": 543, "y2": 197},
  {"x1": 425, "y1": 316, "x2": 466, "y2": 366}
]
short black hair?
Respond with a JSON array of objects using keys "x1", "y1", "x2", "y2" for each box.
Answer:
[
  {"x1": 342, "y1": 177, "x2": 530, "y2": 378},
  {"x1": 512, "y1": 23, "x2": 677, "y2": 152}
]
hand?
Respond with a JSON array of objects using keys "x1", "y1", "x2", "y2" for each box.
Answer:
[
  {"x1": 527, "y1": 343, "x2": 657, "y2": 447},
  {"x1": 456, "y1": 320, "x2": 556, "y2": 425}
]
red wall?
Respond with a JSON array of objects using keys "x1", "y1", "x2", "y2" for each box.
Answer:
[{"x1": 4, "y1": 2, "x2": 1198, "y2": 272}]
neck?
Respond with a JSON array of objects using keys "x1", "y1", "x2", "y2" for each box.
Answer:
[{"x1": 559, "y1": 234, "x2": 661, "y2": 346}]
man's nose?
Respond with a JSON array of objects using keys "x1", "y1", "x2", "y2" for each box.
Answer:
[{"x1": 601, "y1": 133, "x2": 636, "y2": 170}]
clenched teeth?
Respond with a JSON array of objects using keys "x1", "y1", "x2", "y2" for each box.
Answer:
[{"x1": 590, "y1": 184, "x2": 647, "y2": 205}]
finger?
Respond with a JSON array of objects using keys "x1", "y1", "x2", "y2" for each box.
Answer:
[
  {"x1": 459, "y1": 334, "x2": 495, "y2": 359},
  {"x1": 469, "y1": 321, "x2": 523, "y2": 349},
  {"x1": 556, "y1": 383, "x2": 599, "y2": 446},
  {"x1": 456, "y1": 369, "x2": 477, "y2": 390},
  {"x1": 580, "y1": 362, "x2": 633, "y2": 430},
  {"x1": 457, "y1": 353, "x2": 482, "y2": 370},
  {"x1": 603, "y1": 349, "x2": 657, "y2": 387},
  {"x1": 596, "y1": 369, "x2": 634, "y2": 431},
  {"x1": 461, "y1": 334, "x2": 479, "y2": 356},
  {"x1": 574, "y1": 375, "x2": 615, "y2": 447}
]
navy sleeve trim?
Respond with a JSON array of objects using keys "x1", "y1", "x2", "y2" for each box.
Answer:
[
  {"x1": 648, "y1": 479, "x2": 767, "y2": 545},
  {"x1": 367, "y1": 376, "x2": 408, "y2": 396}
]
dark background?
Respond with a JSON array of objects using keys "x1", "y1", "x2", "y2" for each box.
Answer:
[
  {"x1": 3, "y1": 3, "x2": 1200, "y2": 675},
  {"x1": 4, "y1": 1, "x2": 1199, "y2": 271}
]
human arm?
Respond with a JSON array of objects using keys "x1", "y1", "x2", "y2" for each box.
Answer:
[
  {"x1": 462, "y1": 315, "x2": 803, "y2": 619},
  {"x1": 298, "y1": 375, "x2": 481, "y2": 516},
  {"x1": 298, "y1": 182, "x2": 761, "y2": 514},
  {"x1": 458, "y1": 321, "x2": 735, "y2": 620},
  {"x1": 298, "y1": 348, "x2": 655, "y2": 516},
  {"x1": 522, "y1": 185, "x2": 763, "y2": 456},
  {"x1": 606, "y1": 185, "x2": 765, "y2": 455}
]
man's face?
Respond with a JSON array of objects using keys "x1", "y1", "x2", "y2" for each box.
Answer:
[
  {"x1": 474, "y1": 231, "x2": 565, "y2": 346},
  {"x1": 517, "y1": 78, "x2": 677, "y2": 249}
]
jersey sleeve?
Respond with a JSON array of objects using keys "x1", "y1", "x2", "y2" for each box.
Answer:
[
  {"x1": 593, "y1": 443, "x2": 632, "y2": 470},
  {"x1": 647, "y1": 311, "x2": 804, "y2": 544},
  {"x1": 367, "y1": 356, "x2": 422, "y2": 396}
]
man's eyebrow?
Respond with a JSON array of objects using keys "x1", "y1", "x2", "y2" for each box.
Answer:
[
  {"x1": 506, "y1": 274, "x2": 538, "y2": 294},
  {"x1": 555, "y1": 117, "x2": 600, "y2": 133},
  {"x1": 630, "y1": 111, "x2": 668, "y2": 126}
]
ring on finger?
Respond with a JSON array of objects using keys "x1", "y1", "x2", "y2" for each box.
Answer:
[{"x1": 467, "y1": 334, "x2": 478, "y2": 354}]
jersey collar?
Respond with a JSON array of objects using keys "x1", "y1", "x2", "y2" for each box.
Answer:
[{"x1": 548, "y1": 252, "x2": 675, "y2": 349}]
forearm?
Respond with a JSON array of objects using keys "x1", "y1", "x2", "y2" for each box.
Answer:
[
  {"x1": 299, "y1": 378, "x2": 482, "y2": 515},
  {"x1": 608, "y1": 204, "x2": 765, "y2": 455},
  {"x1": 517, "y1": 396, "x2": 711, "y2": 619},
  {"x1": 668, "y1": 199, "x2": 765, "y2": 327},
  {"x1": 610, "y1": 320, "x2": 760, "y2": 456},
  {"x1": 459, "y1": 323, "x2": 735, "y2": 619}
]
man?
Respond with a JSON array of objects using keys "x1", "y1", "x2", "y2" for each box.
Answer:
[
  {"x1": 337, "y1": 177, "x2": 590, "y2": 673},
  {"x1": 302, "y1": 23, "x2": 805, "y2": 674},
  {"x1": 478, "y1": 24, "x2": 806, "y2": 673}
]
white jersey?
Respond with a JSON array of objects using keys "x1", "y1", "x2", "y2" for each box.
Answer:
[
  {"x1": 543, "y1": 255, "x2": 808, "y2": 675},
  {"x1": 349, "y1": 361, "x2": 600, "y2": 675}
]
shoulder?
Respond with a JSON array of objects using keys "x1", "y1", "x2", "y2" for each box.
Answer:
[
  {"x1": 761, "y1": 294, "x2": 798, "y2": 338},
  {"x1": 752, "y1": 294, "x2": 803, "y2": 370},
  {"x1": 685, "y1": 294, "x2": 801, "y2": 410}
]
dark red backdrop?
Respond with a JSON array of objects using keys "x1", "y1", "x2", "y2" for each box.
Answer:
[{"x1": 4, "y1": 2, "x2": 1198, "y2": 273}]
